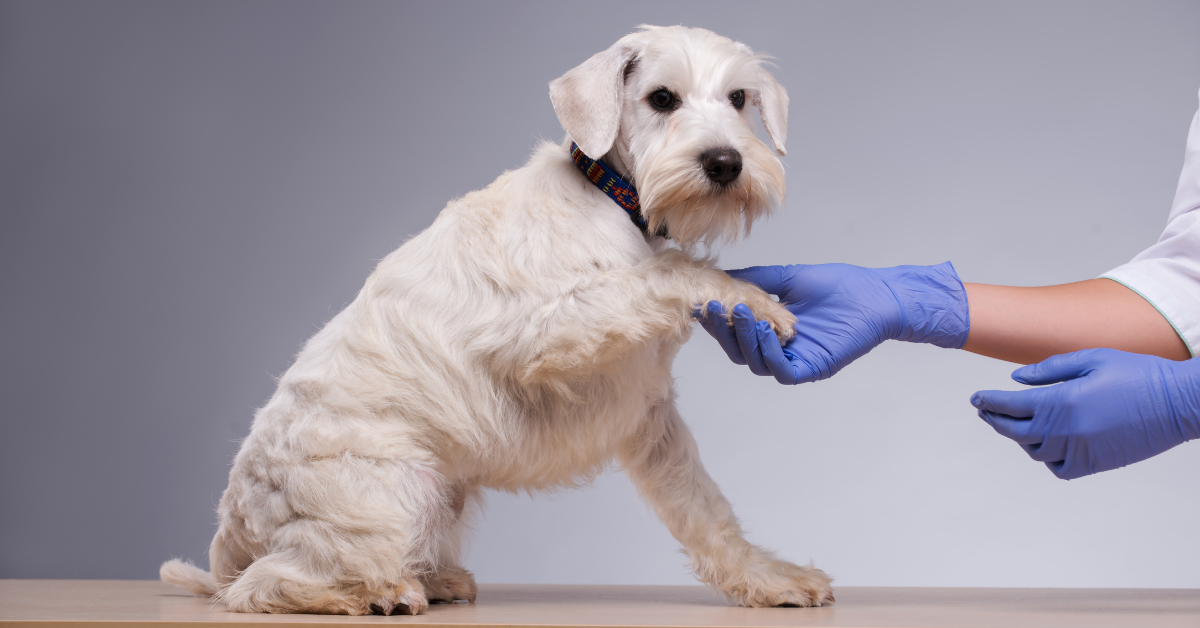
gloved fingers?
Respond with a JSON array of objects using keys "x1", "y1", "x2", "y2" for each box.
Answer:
[
  {"x1": 732, "y1": 304, "x2": 771, "y2": 376},
  {"x1": 1011, "y1": 349, "x2": 1101, "y2": 386},
  {"x1": 970, "y1": 389, "x2": 1039, "y2": 419},
  {"x1": 754, "y1": 323, "x2": 812, "y2": 385},
  {"x1": 699, "y1": 301, "x2": 747, "y2": 365},
  {"x1": 726, "y1": 265, "x2": 793, "y2": 298},
  {"x1": 976, "y1": 409, "x2": 1043, "y2": 445},
  {"x1": 1044, "y1": 459, "x2": 1080, "y2": 480},
  {"x1": 1020, "y1": 434, "x2": 1067, "y2": 463}
]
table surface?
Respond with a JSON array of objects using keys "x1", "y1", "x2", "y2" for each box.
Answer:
[{"x1": 1, "y1": 580, "x2": 1198, "y2": 628}]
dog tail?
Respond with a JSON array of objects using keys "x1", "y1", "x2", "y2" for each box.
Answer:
[{"x1": 160, "y1": 558, "x2": 218, "y2": 596}]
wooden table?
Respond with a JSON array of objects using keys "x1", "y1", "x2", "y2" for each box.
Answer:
[{"x1": 1, "y1": 580, "x2": 1197, "y2": 628}]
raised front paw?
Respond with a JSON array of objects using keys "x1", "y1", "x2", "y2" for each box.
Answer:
[
  {"x1": 721, "y1": 559, "x2": 834, "y2": 608},
  {"x1": 724, "y1": 285, "x2": 797, "y2": 343}
]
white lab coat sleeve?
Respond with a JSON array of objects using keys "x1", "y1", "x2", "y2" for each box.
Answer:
[{"x1": 1102, "y1": 89, "x2": 1200, "y2": 357}]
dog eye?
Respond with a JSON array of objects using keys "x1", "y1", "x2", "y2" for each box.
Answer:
[
  {"x1": 729, "y1": 89, "x2": 745, "y2": 110},
  {"x1": 648, "y1": 89, "x2": 678, "y2": 112}
]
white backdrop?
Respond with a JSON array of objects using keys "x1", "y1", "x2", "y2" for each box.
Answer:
[{"x1": 2, "y1": 1, "x2": 1197, "y2": 587}]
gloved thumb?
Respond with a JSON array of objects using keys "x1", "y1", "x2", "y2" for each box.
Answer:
[
  {"x1": 726, "y1": 265, "x2": 795, "y2": 298},
  {"x1": 1012, "y1": 349, "x2": 1102, "y2": 386}
]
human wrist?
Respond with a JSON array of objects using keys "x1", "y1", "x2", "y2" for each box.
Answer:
[{"x1": 875, "y1": 261, "x2": 970, "y2": 349}]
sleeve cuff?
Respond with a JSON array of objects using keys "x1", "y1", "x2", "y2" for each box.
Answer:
[{"x1": 1101, "y1": 263, "x2": 1198, "y2": 357}]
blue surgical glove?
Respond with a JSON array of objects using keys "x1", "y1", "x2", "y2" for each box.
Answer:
[
  {"x1": 698, "y1": 262, "x2": 969, "y2": 384},
  {"x1": 972, "y1": 348, "x2": 1200, "y2": 480}
]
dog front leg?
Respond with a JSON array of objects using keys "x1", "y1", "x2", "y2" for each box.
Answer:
[
  {"x1": 621, "y1": 401, "x2": 833, "y2": 607},
  {"x1": 523, "y1": 250, "x2": 795, "y2": 381}
]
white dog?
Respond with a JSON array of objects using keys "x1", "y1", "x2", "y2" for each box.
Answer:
[{"x1": 161, "y1": 25, "x2": 833, "y2": 615}]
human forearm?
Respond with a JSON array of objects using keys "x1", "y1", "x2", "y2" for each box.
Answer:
[
  {"x1": 962, "y1": 278, "x2": 1190, "y2": 364},
  {"x1": 703, "y1": 264, "x2": 1191, "y2": 382}
]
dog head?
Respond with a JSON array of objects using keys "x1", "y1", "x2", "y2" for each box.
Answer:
[{"x1": 550, "y1": 25, "x2": 788, "y2": 247}]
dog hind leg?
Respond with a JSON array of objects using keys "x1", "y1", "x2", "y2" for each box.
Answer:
[
  {"x1": 216, "y1": 549, "x2": 428, "y2": 615},
  {"x1": 621, "y1": 400, "x2": 834, "y2": 607},
  {"x1": 211, "y1": 453, "x2": 463, "y2": 615}
]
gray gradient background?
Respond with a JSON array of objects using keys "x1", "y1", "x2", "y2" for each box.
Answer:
[{"x1": 2, "y1": 0, "x2": 1199, "y2": 587}]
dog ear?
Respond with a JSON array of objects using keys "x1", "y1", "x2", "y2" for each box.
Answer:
[
  {"x1": 549, "y1": 42, "x2": 638, "y2": 158},
  {"x1": 753, "y1": 70, "x2": 788, "y2": 156}
]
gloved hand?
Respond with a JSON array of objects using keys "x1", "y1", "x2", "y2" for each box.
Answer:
[
  {"x1": 971, "y1": 348, "x2": 1200, "y2": 480},
  {"x1": 698, "y1": 262, "x2": 969, "y2": 384}
]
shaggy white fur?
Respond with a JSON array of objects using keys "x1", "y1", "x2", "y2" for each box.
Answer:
[{"x1": 161, "y1": 25, "x2": 832, "y2": 615}]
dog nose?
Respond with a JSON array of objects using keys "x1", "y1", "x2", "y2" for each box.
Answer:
[{"x1": 700, "y1": 149, "x2": 742, "y2": 185}]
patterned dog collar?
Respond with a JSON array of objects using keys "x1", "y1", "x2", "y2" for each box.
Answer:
[{"x1": 569, "y1": 143, "x2": 669, "y2": 239}]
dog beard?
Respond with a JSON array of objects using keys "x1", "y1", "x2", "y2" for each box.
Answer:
[{"x1": 636, "y1": 118, "x2": 785, "y2": 249}]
